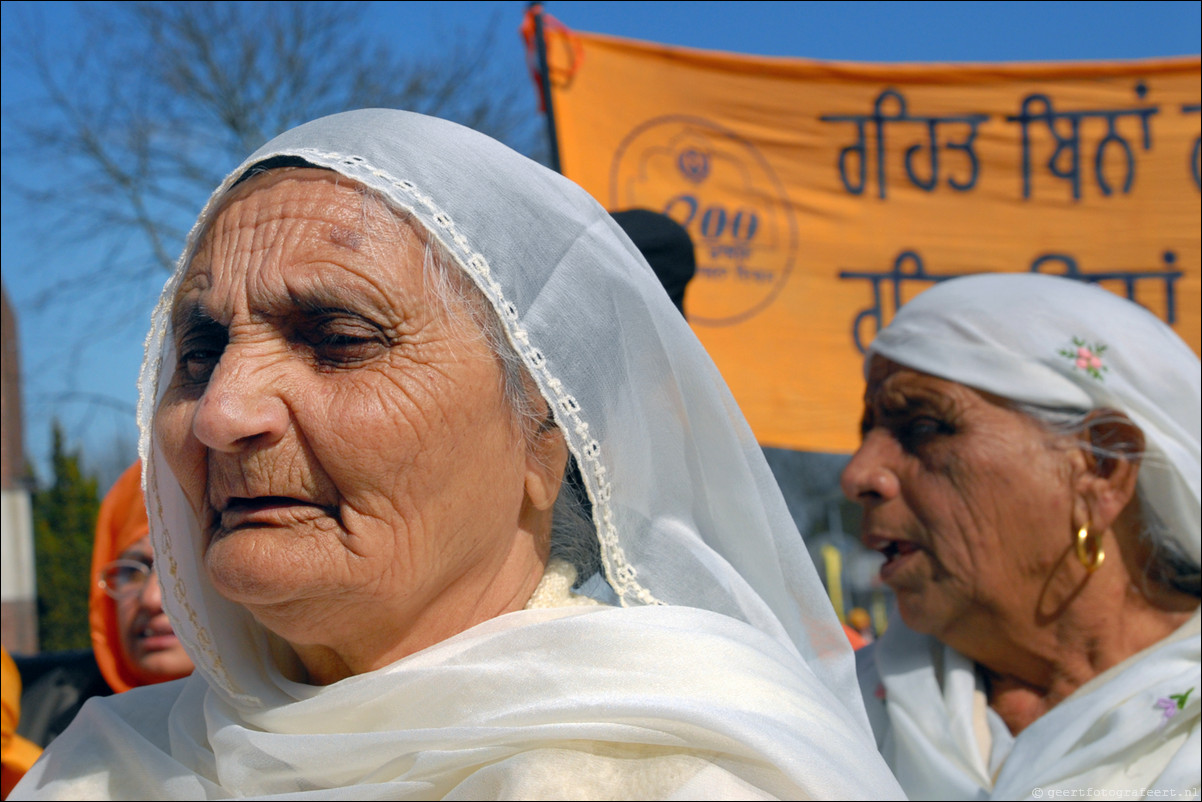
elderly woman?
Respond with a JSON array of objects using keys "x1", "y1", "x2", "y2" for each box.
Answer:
[
  {"x1": 844, "y1": 273, "x2": 1200, "y2": 799},
  {"x1": 13, "y1": 110, "x2": 903, "y2": 800}
]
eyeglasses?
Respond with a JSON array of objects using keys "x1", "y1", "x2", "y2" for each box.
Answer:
[{"x1": 97, "y1": 559, "x2": 156, "y2": 600}]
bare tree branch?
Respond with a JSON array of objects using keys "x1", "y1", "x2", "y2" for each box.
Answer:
[
  {"x1": 4, "y1": 1, "x2": 540, "y2": 281},
  {"x1": 2, "y1": 2, "x2": 542, "y2": 460}
]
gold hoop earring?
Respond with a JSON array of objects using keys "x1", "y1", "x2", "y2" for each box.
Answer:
[{"x1": 1076, "y1": 526, "x2": 1105, "y2": 573}]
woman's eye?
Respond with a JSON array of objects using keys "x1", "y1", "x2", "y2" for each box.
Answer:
[
  {"x1": 180, "y1": 351, "x2": 220, "y2": 384},
  {"x1": 172, "y1": 313, "x2": 227, "y2": 387},
  {"x1": 897, "y1": 416, "x2": 951, "y2": 450},
  {"x1": 305, "y1": 318, "x2": 388, "y2": 365},
  {"x1": 177, "y1": 340, "x2": 225, "y2": 385}
]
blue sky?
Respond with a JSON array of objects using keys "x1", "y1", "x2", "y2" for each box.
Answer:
[{"x1": 2, "y1": 0, "x2": 1199, "y2": 483}]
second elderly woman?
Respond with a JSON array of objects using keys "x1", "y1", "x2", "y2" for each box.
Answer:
[
  {"x1": 845, "y1": 273, "x2": 1200, "y2": 799},
  {"x1": 12, "y1": 110, "x2": 904, "y2": 800}
]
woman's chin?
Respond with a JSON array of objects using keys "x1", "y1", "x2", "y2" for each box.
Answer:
[
  {"x1": 893, "y1": 592, "x2": 952, "y2": 637},
  {"x1": 204, "y1": 526, "x2": 334, "y2": 606},
  {"x1": 133, "y1": 645, "x2": 193, "y2": 682}
]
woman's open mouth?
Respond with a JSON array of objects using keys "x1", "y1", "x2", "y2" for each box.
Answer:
[
  {"x1": 217, "y1": 497, "x2": 334, "y2": 531},
  {"x1": 866, "y1": 536, "x2": 922, "y2": 583},
  {"x1": 136, "y1": 618, "x2": 181, "y2": 652}
]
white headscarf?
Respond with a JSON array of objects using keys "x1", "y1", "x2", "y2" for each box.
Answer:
[
  {"x1": 13, "y1": 110, "x2": 903, "y2": 800},
  {"x1": 858, "y1": 272, "x2": 1201, "y2": 799},
  {"x1": 867, "y1": 271, "x2": 1200, "y2": 569}
]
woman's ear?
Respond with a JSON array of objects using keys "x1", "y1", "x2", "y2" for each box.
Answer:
[
  {"x1": 1073, "y1": 409, "x2": 1144, "y2": 531},
  {"x1": 524, "y1": 423, "x2": 569, "y2": 512}
]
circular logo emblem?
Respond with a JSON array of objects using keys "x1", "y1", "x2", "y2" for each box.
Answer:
[{"x1": 609, "y1": 115, "x2": 797, "y2": 326}]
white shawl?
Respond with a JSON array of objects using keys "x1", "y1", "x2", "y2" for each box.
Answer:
[
  {"x1": 859, "y1": 612, "x2": 1200, "y2": 800},
  {"x1": 13, "y1": 110, "x2": 903, "y2": 800}
]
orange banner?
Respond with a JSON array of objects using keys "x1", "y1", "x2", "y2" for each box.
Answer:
[{"x1": 546, "y1": 29, "x2": 1201, "y2": 454}]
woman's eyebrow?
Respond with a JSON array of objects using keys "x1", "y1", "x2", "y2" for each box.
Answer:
[
  {"x1": 286, "y1": 286, "x2": 364, "y2": 315},
  {"x1": 279, "y1": 282, "x2": 403, "y2": 326},
  {"x1": 874, "y1": 390, "x2": 948, "y2": 420},
  {"x1": 171, "y1": 299, "x2": 223, "y2": 336}
]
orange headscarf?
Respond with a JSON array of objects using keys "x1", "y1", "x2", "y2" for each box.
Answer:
[
  {"x1": 1, "y1": 648, "x2": 41, "y2": 799},
  {"x1": 88, "y1": 461, "x2": 187, "y2": 692}
]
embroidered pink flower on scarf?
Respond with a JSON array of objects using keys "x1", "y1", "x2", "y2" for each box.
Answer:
[
  {"x1": 1156, "y1": 687, "x2": 1194, "y2": 727},
  {"x1": 1075, "y1": 346, "x2": 1103, "y2": 371},
  {"x1": 1058, "y1": 337, "x2": 1108, "y2": 380}
]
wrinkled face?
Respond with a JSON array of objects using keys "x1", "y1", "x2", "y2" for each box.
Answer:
[
  {"x1": 113, "y1": 536, "x2": 193, "y2": 681},
  {"x1": 155, "y1": 169, "x2": 538, "y2": 660},
  {"x1": 840, "y1": 358, "x2": 1078, "y2": 643}
]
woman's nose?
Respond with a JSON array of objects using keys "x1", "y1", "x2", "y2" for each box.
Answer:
[
  {"x1": 191, "y1": 349, "x2": 289, "y2": 452},
  {"x1": 138, "y1": 569, "x2": 164, "y2": 612},
  {"x1": 840, "y1": 430, "x2": 901, "y2": 505}
]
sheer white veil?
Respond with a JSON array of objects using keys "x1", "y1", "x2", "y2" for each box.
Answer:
[{"x1": 136, "y1": 109, "x2": 859, "y2": 711}]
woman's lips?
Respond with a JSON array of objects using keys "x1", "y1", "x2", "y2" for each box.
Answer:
[
  {"x1": 863, "y1": 534, "x2": 922, "y2": 583},
  {"x1": 136, "y1": 618, "x2": 180, "y2": 652},
  {"x1": 217, "y1": 496, "x2": 333, "y2": 531}
]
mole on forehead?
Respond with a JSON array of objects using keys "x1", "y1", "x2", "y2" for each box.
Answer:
[{"x1": 329, "y1": 226, "x2": 366, "y2": 251}]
